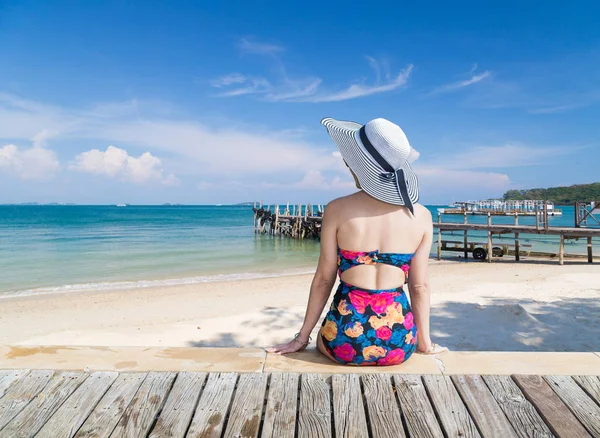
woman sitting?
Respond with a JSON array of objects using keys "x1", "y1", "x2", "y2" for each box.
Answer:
[{"x1": 267, "y1": 117, "x2": 447, "y2": 365}]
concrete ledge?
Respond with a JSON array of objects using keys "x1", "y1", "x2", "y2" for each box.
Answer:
[
  {"x1": 1, "y1": 346, "x2": 600, "y2": 375},
  {"x1": 437, "y1": 351, "x2": 600, "y2": 375},
  {"x1": 0, "y1": 345, "x2": 266, "y2": 373},
  {"x1": 264, "y1": 348, "x2": 443, "y2": 374}
]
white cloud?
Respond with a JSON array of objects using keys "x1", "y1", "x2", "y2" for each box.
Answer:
[
  {"x1": 264, "y1": 78, "x2": 323, "y2": 101},
  {"x1": 162, "y1": 174, "x2": 181, "y2": 186},
  {"x1": 217, "y1": 77, "x2": 272, "y2": 97},
  {"x1": 2, "y1": 92, "x2": 573, "y2": 204},
  {"x1": 210, "y1": 73, "x2": 248, "y2": 88},
  {"x1": 294, "y1": 171, "x2": 356, "y2": 190},
  {"x1": 437, "y1": 144, "x2": 571, "y2": 169},
  {"x1": 211, "y1": 50, "x2": 412, "y2": 102},
  {"x1": 416, "y1": 165, "x2": 511, "y2": 196},
  {"x1": 196, "y1": 181, "x2": 214, "y2": 190},
  {"x1": 0, "y1": 130, "x2": 60, "y2": 180},
  {"x1": 431, "y1": 66, "x2": 492, "y2": 95},
  {"x1": 0, "y1": 93, "x2": 342, "y2": 178},
  {"x1": 238, "y1": 38, "x2": 285, "y2": 55},
  {"x1": 70, "y1": 145, "x2": 176, "y2": 185},
  {"x1": 304, "y1": 64, "x2": 413, "y2": 103},
  {"x1": 260, "y1": 170, "x2": 356, "y2": 192}
]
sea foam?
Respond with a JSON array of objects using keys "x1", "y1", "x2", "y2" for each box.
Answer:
[{"x1": 0, "y1": 268, "x2": 315, "y2": 299}]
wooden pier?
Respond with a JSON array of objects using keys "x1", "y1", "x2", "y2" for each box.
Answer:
[
  {"x1": 253, "y1": 202, "x2": 324, "y2": 239},
  {"x1": 1, "y1": 369, "x2": 599, "y2": 437},
  {"x1": 435, "y1": 211, "x2": 599, "y2": 265}
]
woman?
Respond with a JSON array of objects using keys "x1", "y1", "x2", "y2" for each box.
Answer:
[{"x1": 267, "y1": 117, "x2": 447, "y2": 365}]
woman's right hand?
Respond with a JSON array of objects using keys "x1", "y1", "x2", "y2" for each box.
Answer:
[{"x1": 266, "y1": 336, "x2": 310, "y2": 355}]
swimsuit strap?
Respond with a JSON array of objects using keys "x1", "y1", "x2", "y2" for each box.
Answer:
[{"x1": 337, "y1": 247, "x2": 414, "y2": 276}]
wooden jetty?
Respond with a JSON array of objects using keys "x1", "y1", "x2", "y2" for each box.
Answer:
[
  {"x1": 253, "y1": 202, "x2": 324, "y2": 239},
  {"x1": 1, "y1": 369, "x2": 599, "y2": 437},
  {"x1": 435, "y1": 209, "x2": 600, "y2": 265}
]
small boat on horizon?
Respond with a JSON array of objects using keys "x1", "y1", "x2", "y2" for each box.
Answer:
[{"x1": 116, "y1": 204, "x2": 127, "y2": 207}]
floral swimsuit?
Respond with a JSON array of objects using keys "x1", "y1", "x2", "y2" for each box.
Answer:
[{"x1": 319, "y1": 247, "x2": 417, "y2": 366}]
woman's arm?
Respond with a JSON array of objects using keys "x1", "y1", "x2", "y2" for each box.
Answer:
[
  {"x1": 407, "y1": 208, "x2": 434, "y2": 352},
  {"x1": 266, "y1": 202, "x2": 339, "y2": 354}
]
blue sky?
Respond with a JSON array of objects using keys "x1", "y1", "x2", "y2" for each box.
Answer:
[{"x1": 1, "y1": 1, "x2": 599, "y2": 205}]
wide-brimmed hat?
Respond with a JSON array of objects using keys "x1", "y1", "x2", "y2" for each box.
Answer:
[{"x1": 321, "y1": 117, "x2": 420, "y2": 214}]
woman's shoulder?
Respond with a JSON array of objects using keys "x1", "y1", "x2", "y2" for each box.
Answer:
[
  {"x1": 413, "y1": 203, "x2": 432, "y2": 221},
  {"x1": 324, "y1": 193, "x2": 357, "y2": 211}
]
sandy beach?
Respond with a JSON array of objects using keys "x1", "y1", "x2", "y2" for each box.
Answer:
[{"x1": 0, "y1": 259, "x2": 598, "y2": 352}]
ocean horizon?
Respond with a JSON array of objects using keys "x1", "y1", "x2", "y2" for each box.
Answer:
[{"x1": 0, "y1": 204, "x2": 593, "y2": 298}]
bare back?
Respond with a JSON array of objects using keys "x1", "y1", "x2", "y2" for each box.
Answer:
[{"x1": 319, "y1": 191, "x2": 433, "y2": 291}]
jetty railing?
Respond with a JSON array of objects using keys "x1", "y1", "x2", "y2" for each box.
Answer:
[{"x1": 575, "y1": 201, "x2": 600, "y2": 228}]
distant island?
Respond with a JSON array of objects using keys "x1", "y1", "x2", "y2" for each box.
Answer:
[
  {"x1": 0, "y1": 202, "x2": 76, "y2": 206},
  {"x1": 503, "y1": 182, "x2": 600, "y2": 204}
]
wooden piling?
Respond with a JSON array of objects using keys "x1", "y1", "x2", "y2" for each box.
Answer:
[
  {"x1": 463, "y1": 212, "x2": 468, "y2": 259},
  {"x1": 559, "y1": 234, "x2": 565, "y2": 265},
  {"x1": 588, "y1": 237, "x2": 593, "y2": 263},
  {"x1": 514, "y1": 213, "x2": 520, "y2": 262},
  {"x1": 487, "y1": 213, "x2": 492, "y2": 263},
  {"x1": 297, "y1": 203, "x2": 302, "y2": 239},
  {"x1": 437, "y1": 212, "x2": 442, "y2": 260}
]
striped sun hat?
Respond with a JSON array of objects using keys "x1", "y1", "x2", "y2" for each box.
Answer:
[{"x1": 321, "y1": 117, "x2": 420, "y2": 214}]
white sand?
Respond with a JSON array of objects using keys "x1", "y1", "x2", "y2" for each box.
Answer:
[{"x1": 0, "y1": 259, "x2": 598, "y2": 352}]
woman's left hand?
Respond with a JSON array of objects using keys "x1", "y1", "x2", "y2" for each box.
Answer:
[{"x1": 266, "y1": 337, "x2": 309, "y2": 355}]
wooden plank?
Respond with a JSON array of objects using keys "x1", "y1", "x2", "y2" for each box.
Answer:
[
  {"x1": 297, "y1": 373, "x2": 331, "y2": 438},
  {"x1": 545, "y1": 375, "x2": 600, "y2": 437},
  {"x1": 0, "y1": 371, "x2": 88, "y2": 438},
  {"x1": 109, "y1": 371, "x2": 176, "y2": 438},
  {"x1": 422, "y1": 375, "x2": 480, "y2": 438},
  {"x1": 451, "y1": 375, "x2": 518, "y2": 438},
  {"x1": 0, "y1": 370, "x2": 28, "y2": 400},
  {"x1": 0, "y1": 369, "x2": 54, "y2": 431},
  {"x1": 186, "y1": 372, "x2": 237, "y2": 438},
  {"x1": 331, "y1": 374, "x2": 369, "y2": 438},
  {"x1": 36, "y1": 371, "x2": 118, "y2": 438},
  {"x1": 261, "y1": 373, "x2": 299, "y2": 438},
  {"x1": 148, "y1": 372, "x2": 207, "y2": 438},
  {"x1": 394, "y1": 375, "x2": 443, "y2": 438},
  {"x1": 362, "y1": 374, "x2": 405, "y2": 438},
  {"x1": 482, "y1": 375, "x2": 553, "y2": 438},
  {"x1": 513, "y1": 376, "x2": 590, "y2": 438},
  {"x1": 573, "y1": 375, "x2": 600, "y2": 406},
  {"x1": 74, "y1": 372, "x2": 147, "y2": 438},
  {"x1": 223, "y1": 373, "x2": 268, "y2": 438},
  {"x1": 513, "y1": 375, "x2": 590, "y2": 438}
]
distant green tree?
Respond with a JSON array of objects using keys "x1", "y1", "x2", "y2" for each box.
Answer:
[{"x1": 502, "y1": 183, "x2": 600, "y2": 204}]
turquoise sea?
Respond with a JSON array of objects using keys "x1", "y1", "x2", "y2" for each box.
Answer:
[{"x1": 0, "y1": 205, "x2": 595, "y2": 298}]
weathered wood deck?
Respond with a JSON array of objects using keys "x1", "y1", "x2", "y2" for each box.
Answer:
[{"x1": 0, "y1": 370, "x2": 599, "y2": 437}]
